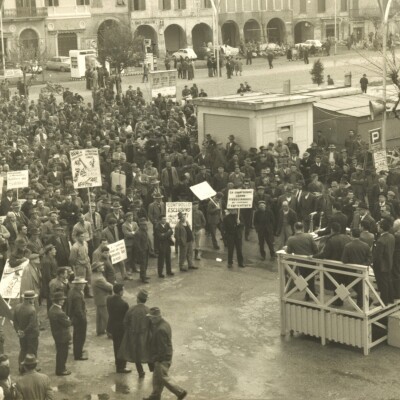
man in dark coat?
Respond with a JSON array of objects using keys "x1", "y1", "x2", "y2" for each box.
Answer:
[
  {"x1": 67, "y1": 278, "x2": 88, "y2": 361},
  {"x1": 223, "y1": 209, "x2": 245, "y2": 268},
  {"x1": 342, "y1": 228, "x2": 372, "y2": 307},
  {"x1": 106, "y1": 283, "x2": 130, "y2": 373},
  {"x1": 13, "y1": 290, "x2": 39, "y2": 372},
  {"x1": 118, "y1": 289, "x2": 153, "y2": 378},
  {"x1": 133, "y1": 218, "x2": 151, "y2": 283},
  {"x1": 41, "y1": 244, "x2": 59, "y2": 310},
  {"x1": 49, "y1": 224, "x2": 71, "y2": 267},
  {"x1": 143, "y1": 307, "x2": 187, "y2": 400},
  {"x1": 155, "y1": 215, "x2": 174, "y2": 278},
  {"x1": 48, "y1": 291, "x2": 72, "y2": 376},
  {"x1": 286, "y1": 222, "x2": 319, "y2": 299},
  {"x1": 373, "y1": 218, "x2": 395, "y2": 305},
  {"x1": 254, "y1": 201, "x2": 276, "y2": 260}
]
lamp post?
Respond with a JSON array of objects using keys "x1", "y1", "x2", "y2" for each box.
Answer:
[
  {"x1": 209, "y1": 0, "x2": 220, "y2": 83},
  {"x1": 0, "y1": 0, "x2": 5, "y2": 76},
  {"x1": 334, "y1": 0, "x2": 337, "y2": 55},
  {"x1": 381, "y1": 0, "x2": 393, "y2": 150}
]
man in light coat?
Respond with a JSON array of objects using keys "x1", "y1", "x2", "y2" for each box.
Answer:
[
  {"x1": 174, "y1": 212, "x2": 197, "y2": 272},
  {"x1": 91, "y1": 262, "x2": 113, "y2": 336}
]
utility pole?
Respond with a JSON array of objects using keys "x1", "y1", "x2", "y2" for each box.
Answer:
[{"x1": 210, "y1": 0, "x2": 220, "y2": 85}]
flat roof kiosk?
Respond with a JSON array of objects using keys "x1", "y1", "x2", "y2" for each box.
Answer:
[{"x1": 69, "y1": 49, "x2": 98, "y2": 79}]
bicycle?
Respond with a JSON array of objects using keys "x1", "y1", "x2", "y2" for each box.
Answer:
[{"x1": 40, "y1": 81, "x2": 64, "y2": 95}]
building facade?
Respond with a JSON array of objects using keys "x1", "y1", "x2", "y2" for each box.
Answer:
[{"x1": 0, "y1": 0, "x2": 397, "y2": 61}]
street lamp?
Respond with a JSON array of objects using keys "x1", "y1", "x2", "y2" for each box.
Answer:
[
  {"x1": 334, "y1": 0, "x2": 337, "y2": 55},
  {"x1": 380, "y1": 0, "x2": 394, "y2": 150},
  {"x1": 209, "y1": 0, "x2": 220, "y2": 83}
]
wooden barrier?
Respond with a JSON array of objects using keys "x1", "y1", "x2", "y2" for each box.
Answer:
[{"x1": 278, "y1": 251, "x2": 400, "y2": 355}]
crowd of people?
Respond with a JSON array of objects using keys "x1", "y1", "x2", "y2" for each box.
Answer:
[{"x1": 0, "y1": 73, "x2": 400, "y2": 398}]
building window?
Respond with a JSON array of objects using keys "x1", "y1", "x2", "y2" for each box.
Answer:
[
  {"x1": 260, "y1": 0, "x2": 266, "y2": 10},
  {"x1": 76, "y1": 0, "x2": 90, "y2": 5},
  {"x1": 48, "y1": 0, "x2": 59, "y2": 6},
  {"x1": 160, "y1": 0, "x2": 171, "y2": 10},
  {"x1": 275, "y1": 0, "x2": 282, "y2": 9},
  {"x1": 352, "y1": 0, "x2": 359, "y2": 10},
  {"x1": 318, "y1": 0, "x2": 326, "y2": 12},
  {"x1": 132, "y1": 0, "x2": 145, "y2": 10},
  {"x1": 300, "y1": 0, "x2": 306, "y2": 12},
  {"x1": 201, "y1": 0, "x2": 211, "y2": 8},
  {"x1": 175, "y1": 0, "x2": 186, "y2": 9},
  {"x1": 340, "y1": 0, "x2": 347, "y2": 11},
  {"x1": 267, "y1": 0, "x2": 273, "y2": 10},
  {"x1": 116, "y1": 0, "x2": 126, "y2": 5}
]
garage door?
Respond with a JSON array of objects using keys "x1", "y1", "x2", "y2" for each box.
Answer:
[
  {"x1": 204, "y1": 114, "x2": 250, "y2": 148},
  {"x1": 58, "y1": 33, "x2": 78, "y2": 57}
]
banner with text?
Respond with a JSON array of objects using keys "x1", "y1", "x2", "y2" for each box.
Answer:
[
  {"x1": 227, "y1": 189, "x2": 254, "y2": 209},
  {"x1": 0, "y1": 259, "x2": 28, "y2": 299},
  {"x1": 108, "y1": 240, "x2": 127, "y2": 264},
  {"x1": 374, "y1": 150, "x2": 389, "y2": 173},
  {"x1": 7, "y1": 170, "x2": 29, "y2": 190},
  {"x1": 166, "y1": 202, "x2": 193, "y2": 229},
  {"x1": 70, "y1": 149, "x2": 102, "y2": 189},
  {"x1": 190, "y1": 181, "x2": 216, "y2": 201},
  {"x1": 150, "y1": 70, "x2": 177, "y2": 98}
]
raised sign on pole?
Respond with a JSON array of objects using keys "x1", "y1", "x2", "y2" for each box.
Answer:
[
  {"x1": 0, "y1": 259, "x2": 27, "y2": 299},
  {"x1": 7, "y1": 170, "x2": 29, "y2": 190},
  {"x1": 190, "y1": 181, "x2": 216, "y2": 201},
  {"x1": 108, "y1": 240, "x2": 127, "y2": 264},
  {"x1": 166, "y1": 202, "x2": 193, "y2": 229},
  {"x1": 70, "y1": 149, "x2": 102, "y2": 189},
  {"x1": 369, "y1": 128, "x2": 382, "y2": 150},
  {"x1": 227, "y1": 189, "x2": 254, "y2": 209},
  {"x1": 374, "y1": 149, "x2": 389, "y2": 173}
]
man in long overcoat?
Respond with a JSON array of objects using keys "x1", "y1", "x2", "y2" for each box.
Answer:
[{"x1": 118, "y1": 289, "x2": 153, "y2": 378}]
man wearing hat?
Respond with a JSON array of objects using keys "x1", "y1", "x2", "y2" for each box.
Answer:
[
  {"x1": 11, "y1": 201, "x2": 28, "y2": 227},
  {"x1": 223, "y1": 208, "x2": 245, "y2": 268},
  {"x1": 105, "y1": 201, "x2": 125, "y2": 229},
  {"x1": 133, "y1": 218, "x2": 151, "y2": 283},
  {"x1": 154, "y1": 215, "x2": 174, "y2": 277},
  {"x1": 372, "y1": 193, "x2": 394, "y2": 221},
  {"x1": 350, "y1": 164, "x2": 366, "y2": 201},
  {"x1": 387, "y1": 190, "x2": 400, "y2": 219},
  {"x1": 107, "y1": 284, "x2": 130, "y2": 374},
  {"x1": 161, "y1": 160, "x2": 180, "y2": 201},
  {"x1": 175, "y1": 212, "x2": 197, "y2": 271},
  {"x1": 67, "y1": 277, "x2": 88, "y2": 361},
  {"x1": 192, "y1": 201, "x2": 206, "y2": 260},
  {"x1": 49, "y1": 267, "x2": 70, "y2": 311},
  {"x1": 144, "y1": 307, "x2": 187, "y2": 400},
  {"x1": 15, "y1": 354, "x2": 53, "y2": 399},
  {"x1": 48, "y1": 291, "x2": 72, "y2": 376},
  {"x1": 91, "y1": 262, "x2": 113, "y2": 336},
  {"x1": 41, "y1": 244, "x2": 58, "y2": 311},
  {"x1": 40, "y1": 210, "x2": 59, "y2": 244},
  {"x1": 13, "y1": 291, "x2": 39, "y2": 371},
  {"x1": 49, "y1": 223, "x2": 71, "y2": 267},
  {"x1": 254, "y1": 200, "x2": 276, "y2": 260},
  {"x1": 122, "y1": 212, "x2": 139, "y2": 274},
  {"x1": 118, "y1": 289, "x2": 152, "y2": 377},
  {"x1": 20, "y1": 253, "x2": 41, "y2": 304},
  {"x1": 148, "y1": 193, "x2": 166, "y2": 255},
  {"x1": 84, "y1": 202, "x2": 103, "y2": 250}
]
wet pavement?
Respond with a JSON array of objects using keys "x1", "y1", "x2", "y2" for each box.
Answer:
[{"x1": 4, "y1": 231, "x2": 400, "y2": 400}]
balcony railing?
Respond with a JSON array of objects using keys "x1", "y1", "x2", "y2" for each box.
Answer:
[
  {"x1": 47, "y1": 5, "x2": 90, "y2": 17},
  {"x1": 3, "y1": 7, "x2": 48, "y2": 19}
]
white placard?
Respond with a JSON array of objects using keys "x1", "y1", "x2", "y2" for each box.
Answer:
[
  {"x1": 111, "y1": 172, "x2": 126, "y2": 195},
  {"x1": 166, "y1": 202, "x2": 192, "y2": 229},
  {"x1": 7, "y1": 170, "x2": 29, "y2": 190},
  {"x1": 190, "y1": 181, "x2": 216, "y2": 201},
  {"x1": 374, "y1": 149, "x2": 389, "y2": 173},
  {"x1": 227, "y1": 189, "x2": 254, "y2": 209},
  {"x1": 70, "y1": 149, "x2": 102, "y2": 189},
  {"x1": 150, "y1": 70, "x2": 177, "y2": 98},
  {"x1": 108, "y1": 240, "x2": 127, "y2": 264},
  {"x1": 0, "y1": 259, "x2": 28, "y2": 299}
]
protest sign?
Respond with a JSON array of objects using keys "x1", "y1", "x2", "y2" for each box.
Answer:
[
  {"x1": 111, "y1": 172, "x2": 127, "y2": 195},
  {"x1": 7, "y1": 170, "x2": 29, "y2": 190},
  {"x1": 374, "y1": 150, "x2": 389, "y2": 173},
  {"x1": 190, "y1": 181, "x2": 216, "y2": 201},
  {"x1": 150, "y1": 70, "x2": 177, "y2": 98},
  {"x1": 108, "y1": 240, "x2": 127, "y2": 264},
  {"x1": 70, "y1": 149, "x2": 102, "y2": 189},
  {"x1": 227, "y1": 189, "x2": 254, "y2": 209},
  {"x1": 166, "y1": 202, "x2": 193, "y2": 229},
  {"x1": 0, "y1": 259, "x2": 27, "y2": 299}
]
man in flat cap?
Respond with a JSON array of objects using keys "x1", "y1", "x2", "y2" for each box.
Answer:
[{"x1": 144, "y1": 307, "x2": 187, "y2": 400}]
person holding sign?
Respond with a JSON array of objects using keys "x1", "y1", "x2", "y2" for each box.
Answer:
[{"x1": 223, "y1": 209, "x2": 245, "y2": 268}]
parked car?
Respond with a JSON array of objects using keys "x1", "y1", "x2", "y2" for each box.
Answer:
[
  {"x1": 220, "y1": 44, "x2": 240, "y2": 56},
  {"x1": 294, "y1": 40, "x2": 323, "y2": 49},
  {"x1": 172, "y1": 48, "x2": 198, "y2": 60},
  {"x1": 46, "y1": 56, "x2": 71, "y2": 72},
  {"x1": 195, "y1": 46, "x2": 213, "y2": 60}
]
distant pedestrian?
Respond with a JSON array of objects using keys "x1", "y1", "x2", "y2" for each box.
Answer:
[
  {"x1": 235, "y1": 57, "x2": 243, "y2": 76},
  {"x1": 246, "y1": 49, "x2": 252, "y2": 65},
  {"x1": 267, "y1": 52, "x2": 274, "y2": 69},
  {"x1": 143, "y1": 307, "x2": 187, "y2": 400},
  {"x1": 303, "y1": 48, "x2": 309, "y2": 64},
  {"x1": 142, "y1": 63, "x2": 150, "y2": 83},
  {"x1": 187, "y1": 60, "x2": 195, "y2": 81},
  {"x1": 360, "y1": 74, "x2": 368, "y2": 93},
  {"x1": 327, "y1": 75, "x2": 334, "y2": 85},
  {"x1": 287, "y1": 48, "x2": 293, "y2": 61}
]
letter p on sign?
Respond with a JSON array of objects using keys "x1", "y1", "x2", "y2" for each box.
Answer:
[{"x1": 369, "y1": 128, "x2": 382, "y2": 150}]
